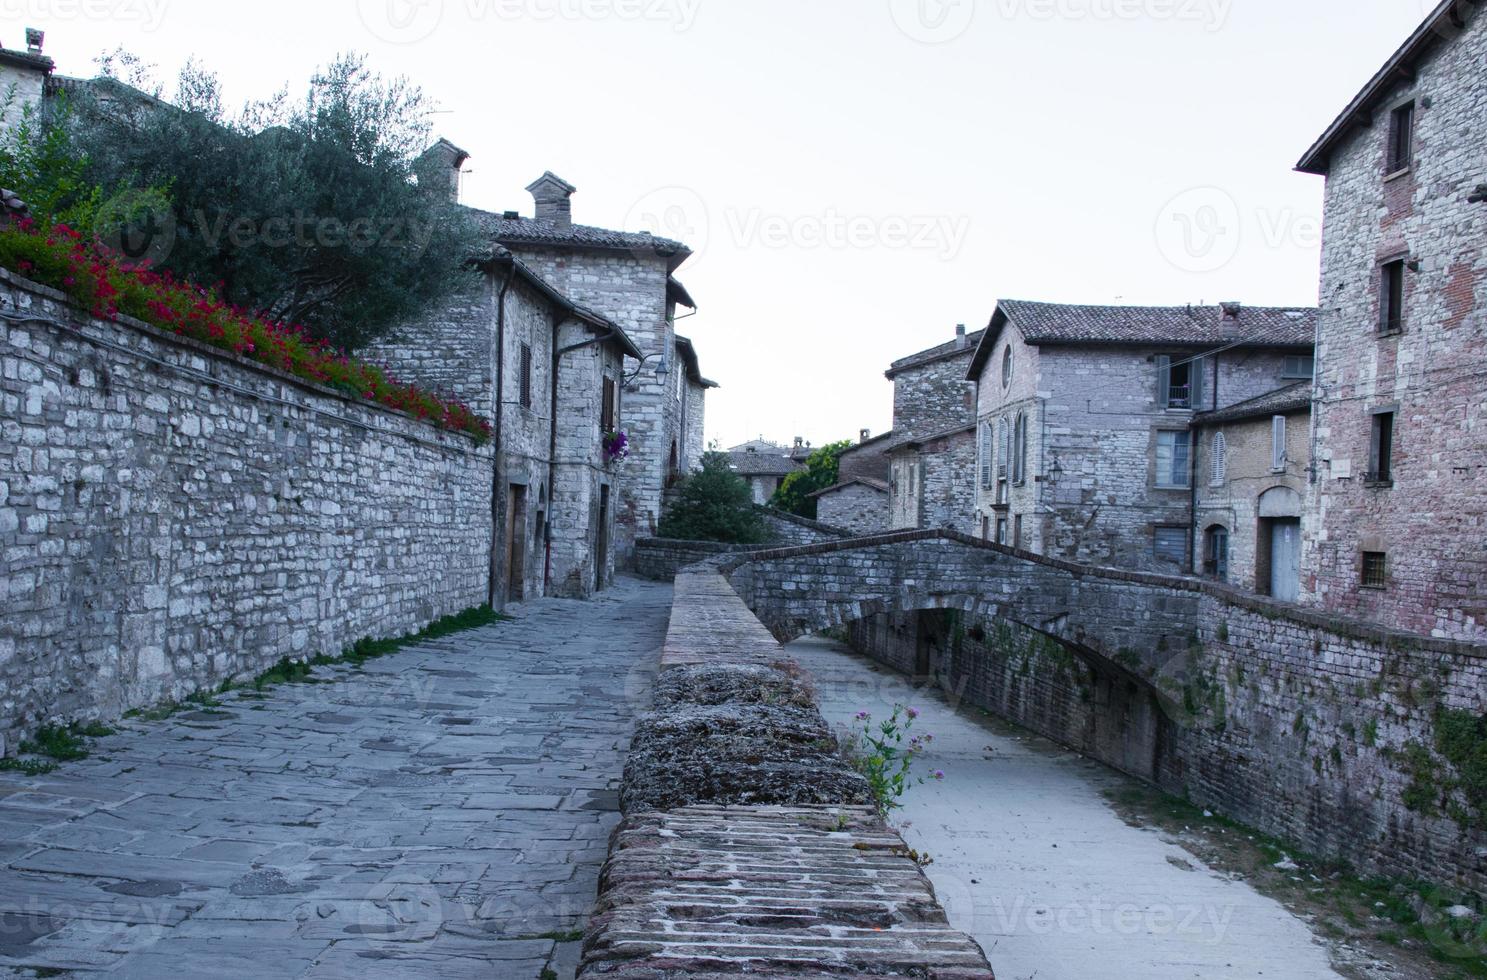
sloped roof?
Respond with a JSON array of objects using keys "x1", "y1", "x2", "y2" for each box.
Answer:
[
  {"x1": 675, "y1": 336, "x2": 719, "y2": 390},
  {"x1": 482, "y1": 246, "x2": 643, "y2": 360},
  {"x1": 728, "y1": 451, "x2": 804, "y2": 476},
  {"x1": 808, "y1": 477, "x2": 890, "y2": 499},
  {"x1": 840, "y1": 431, "x2": 895, "y2": 455},
  {"x1": 668, "y1": 276, "x2": 697, "y2": 310},
  {"x1": 471, "y1": 208, "x2": 692, "y2": 271},
  {"x1": 969, "y1": 301, "x2": 1317, "y2": 378},
  {"x1": 885, "y1": 423, "x2": 977, "y2": 454},
  {"x1": 1194, "y1": 383, "x2": 1313, "y2": 426},
  {"x1": 886, "y1": 330, "x2": 985, "y2": 379},
  {"x1": 1298, "y1": 1, "x2": 1479, "y2": 175}
]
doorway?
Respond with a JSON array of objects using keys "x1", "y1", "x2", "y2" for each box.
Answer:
[
  {"x1": 506, "y1": 484, "x2": 528, "y2": 603},
  {"x1": 595, "y1": 485, "x2": 610, "y2": 594},
  {"x1": 1260, "y1": 518, "x2": 1301, "y2": 602}
]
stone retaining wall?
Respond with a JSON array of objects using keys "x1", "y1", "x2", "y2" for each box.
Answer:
[
  {"x1": 0, "y1": 271, "x2": 493, "y2": 751},
  {"x1": 581, "y1": 568, "x2": 995, "y2": 978},
  {"x1": 634, "y1": 508, "x2": 852, "y2": 582}
]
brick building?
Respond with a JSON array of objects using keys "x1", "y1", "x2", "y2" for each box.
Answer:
[
  {"x1": 1296, "y1": 0, "x2": 1486, "y2": 640},
  {"x1": 1191, "y1": 385, "x2": 1312, "y2": 599},
  {"x1": 967, "y1": 301, "x2": 1316, "y2": 570},
  {"x1": 476, "y1": 173, "x2": 713, "y2": 563},
  {"x1": 365, "y1": 246, "x2": 641, "y2": 605}
]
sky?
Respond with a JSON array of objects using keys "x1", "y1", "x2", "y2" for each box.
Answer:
[{"x1": 11, "y1": 0, "x2": 1438, "y2": 448}]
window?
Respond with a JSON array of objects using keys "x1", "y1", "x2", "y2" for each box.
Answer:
[
  {"x1": 979, "y1": 423, "x2": 994, "y2": 489},
  {"x1": 1387, "y1": 101, "x2": 1415, "y2": 173},
  {"x1": 997, "y1": 418, "x2": 1011, "y2": 504},
  {"x1": 1157, "y1": 355, "x2": 1206, "y2": 411},
  {"x1": 996, "y1": 518, "x2": 1009, "y2": 546},
  {"x1": 1272, "y1": 416, "x2": 1288, "y2": 472},
  {"x1": 1380, "y1": 260, "x2": 1406, "y2": 334},
  {"x1": 1362, "y1": 551, "x2": 1388, "y2": 589},
  {"x1": 1013, "y1": 413, "x2": 1028, "y2": 485},
  {"x1": 1210, "y1": 431, "x2": 1228, "y2": 487},
  {"x1": 519, "y1": 343, "x2": 533, "y2": 409},
  {"x1": 1002, "y1": 347, "x2": 1014, "y2": 389},
  {"x1": 1368, "y1": 411, "x2": 1395, "y2": 484},
  {"x1": 1155, "y1": 431, "x2": 1192, "y2": 489},
  {"x1": 1154, "y1": 527, "x2": 1189, "y2": 566},
  {"x1": 601, "y1": 377, "x2": 617, "y2": 433},
  {"x1": 1204, "y1": 526, "x2": 1230, "y2": 581},
  {"x1": 1282, "y1": 355, "x2": 1315, "y2": 379},
  {"x1": 1013, "y1": 515, "x2": 1024, "y2": 550}
]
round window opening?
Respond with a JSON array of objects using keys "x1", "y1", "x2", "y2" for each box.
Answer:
[{"x1": 1002, "y1": 347, "x2": 1013, "y2": 389}]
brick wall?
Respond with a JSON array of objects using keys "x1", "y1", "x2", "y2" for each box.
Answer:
[
  {"x1": 0, "y1": 272, "x2": 493, "y2": 751},
  {"x1": 816, "y1": 482, "x2": 889, "y2": 536},
  {"x1": 1303, "y1": 6, "x2": 1487, "y2": 641}
]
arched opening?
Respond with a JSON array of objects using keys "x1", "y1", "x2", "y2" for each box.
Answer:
[
  {"x1": 1204, "y1": 524, "x2": 1230, "y2": 581},
  {"x1": 1256, "y1": 486, "x2": 1302, "y2": 600}
]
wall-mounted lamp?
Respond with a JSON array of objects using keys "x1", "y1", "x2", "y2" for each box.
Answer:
[
  {"x1": 1049, "y1": 454, "x2": 1065, "y2": 482},
  {"x1": 624, "y1": 352, "x2": 671, "y2": 388}
]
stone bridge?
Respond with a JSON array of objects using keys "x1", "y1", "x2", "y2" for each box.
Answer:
[{"x1": 699, "y1": 529, "x2": 1487, "y2": 896}]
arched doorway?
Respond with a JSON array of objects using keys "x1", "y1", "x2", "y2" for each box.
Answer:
[{"x1": 1257, "y1": 487, "x2": 1302, "y2": 601}]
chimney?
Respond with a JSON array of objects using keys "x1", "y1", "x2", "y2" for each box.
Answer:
[
  {"x1": 860, "y1": 429, "x2": 872, "y2": 444},
  {"x1": 25, "y1": 28, "x2": 44, "y2": 53},
  {"x1": 527, "y1": 172, "x2": 577, "y2": 229},
  {"x1": 1221, "y1": 301, "x2": 1242, "y2": 321},
  {"x1": 794, "y1": 437, "x2": 804, "y2": 449},
  {"x1": 955, "y1": 323, "x2": 967, "y2": 348},
  {"x1": 416, "y1": 139, "x2": 469, "y2": 205}
]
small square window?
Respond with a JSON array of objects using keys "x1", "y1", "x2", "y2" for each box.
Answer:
[
  {"x1": 1282, "y1": 355, "x2": 1315, "y2": 379},
  {"x1": 1362, "y1": 551, "x2": 1388, "y2": 589},
  {"x1": 1380, "y1": 261, "x2": 1406, "y2": 334},
  {"x1": 1388, "y1": 102, "x2": 1415, "y2": 173},
  {"x1": 1154, "y1": 527, "x2": 1189, "y2": 566}
]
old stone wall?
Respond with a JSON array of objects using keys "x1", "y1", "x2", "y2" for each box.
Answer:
[
  {"x1": 0, "y1": 272, "x2": 493, "y2": 751},
  {"x1": 1303, "y1": 5, "x2": 1487, "y2": 641},
  {"x1": 816, "y1": 482, "x2": 889, "y2": 535},
  {"x1": 361, "y1": 277, "x2": 495, "y2": 421},
  {"x1": 892, "y1": 429, "x2": 977, "y2": 534},
  {"x1": 634, "y1": 509, "x2": 849, "y2": 582},
  {"x1": 890, "y1": 343, "x2": 977, "y2": 439},
  {"x1": 732, "y1": 532, "x2": 1487, "y2": 893},
  {"x1": 0, "y1": 56, "x2": 48, "y2": 131}
]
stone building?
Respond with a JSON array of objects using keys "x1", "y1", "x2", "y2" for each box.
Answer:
[
  {"x1": 835, "y1": 430, "x2": 893, "y2": 485},
  {"x1": 809, "y1": 478, "x2": 890, "y2": 536},
  {"x1": 365, "y1": 246, "x2": 641, "y2": 605},
  {"x1": 1296, "y1": 0, "x2": 1486, "y2": 640},
  {"x1": 967, "y1": 301, "x2": 1317, "y2": 569},
  {"x1": 0, "y1": 30, "x2": 50, "y2": 130},
  {"x1": 726, "y1": 441, "x2": 805, "y2": 506},
  {"x1": 474, "y1": 174, "x2": 713, "y2": 562},
  {"x1": 884, "y1": 324, "x2": 983, "y2": 440},
  {"x1": 1191, "y1": 385, "x2": 1312, "y2": 600},
  {"x1": 887, "y1": 425, "x2": 977, "y2": 534}
]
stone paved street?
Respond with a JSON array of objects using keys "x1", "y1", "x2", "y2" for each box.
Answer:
[
  {"x1": 793, "y1": 636, "x2": 1349, "y2": 980},
  {"x1": 0, "y1": 576, "x2": 671, "y2": 979}
]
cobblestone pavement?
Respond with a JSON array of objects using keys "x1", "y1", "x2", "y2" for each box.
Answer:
[
  {"x1": 0, "y1": 576, "x2": 671, "y2": 979},
  {"x1": 792, "y1": 635, "x2": 1347, "y2": 980}
]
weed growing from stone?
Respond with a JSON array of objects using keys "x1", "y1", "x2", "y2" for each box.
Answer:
[
  {"x1": 21, "y1": 723, "x2": 109, "y2": 761},
  {"x1": 0, "y1": 758, "x2": 57, "y2": 776},
  {"x1": 844, "y1": 705, "x2": 944, "y2": 816}
]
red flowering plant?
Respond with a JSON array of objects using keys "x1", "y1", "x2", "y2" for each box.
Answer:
[{"x1": 0, "y1": 219, "x2": 492, "y2": 443}]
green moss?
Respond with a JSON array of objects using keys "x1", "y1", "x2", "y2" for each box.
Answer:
[
  {"x1": 0, "y1": 758, "x2": 58, "y2": 776},
  {"x1": 1363, "y1": 717, "x2": 1379, "y2": 747}
]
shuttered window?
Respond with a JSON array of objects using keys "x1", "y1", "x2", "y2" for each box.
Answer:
[
  {"x1": 979, "y1": 423, "x2": 994, "y2": 489},
  {"x1": 601, "y1": 378, "x2": 617, "y2": 433},
  {"x1": 1013, "y1": 413, "x2": 1029, "y2": 485},
  {"x1": 1272, "y1": 416, "x2": 1288, "y2": 471},
  {"x1": 1210, "y1": 431, "x2": 1228, "y2": 486},
  {"x1": 1154, "y1": 527, "x2": 1189, "y2": 565},
  {"x1": 519, "y1": 343, "x2": 533, "y2": 409}
]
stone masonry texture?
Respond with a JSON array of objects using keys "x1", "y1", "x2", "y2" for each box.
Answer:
[
  {"x1": 0, "y1": 272, "x2": 493, "y2": 752},
  {"x1": 580, "y1": 568, "x2": 995, "y2": 978},
  {"x1": 723, "y1": 531, "x2": 1487, "y2": 895},
  {"x1": 1302, "y1": 4, "x2": 1487, "y2": 641}
]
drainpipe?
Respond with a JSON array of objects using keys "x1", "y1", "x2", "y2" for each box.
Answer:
[
  {"x1": 548, "y1": 325, "x2": 618, "y2": 594},
  {"x1": 489, "y1": 263, "x2": 517, "y2": 609}
]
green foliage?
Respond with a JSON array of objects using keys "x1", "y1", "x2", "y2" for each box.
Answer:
[
  {"x1": 658, "y1": 452, "x2": 768, "y2": 544},
  {"x1": 0, "y1": 91, "x2": 112, "y2": 229},
  {"x1": 771, "y1": 440, "x2": 853, "y2": 519},
  {"x1": 56, "y1": 51, "x2": 484, "y2": 350},
  {"x1": 844, "y1": 705, "x2": 943, "y2": 816},
  {"x1": 0, "y1": 757, "x2": 58, "y2": 777}
]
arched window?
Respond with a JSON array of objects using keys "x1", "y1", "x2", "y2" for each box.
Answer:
[
  {"x1": 1002, "y1": 347, "x2": 1014, "y2": 389},
  {"x1": 1013, "y1": 413, "x2": 1028, "y2": 485},
  {"x1": 1210, "y1": 431, "x2": 1228, "y2": 486},
  {"x1": 1204, "y1": 525, "x2": 1230, "y2": 581}
]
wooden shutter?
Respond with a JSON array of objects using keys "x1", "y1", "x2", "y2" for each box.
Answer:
[
  {"x1": 1190, "y1": 356, "x2": 1207, "y2": 411},
  {"x1": 1272, "y1": 416, "x2": 1287, "y2": 471},
  {"x1": 979, "y1": 424, "x2": 993, "y2": 489},
  {"x1": 1156, "y1": 355, "x2": 1172, "y2": 408},
  {"x1": 601, "y1": 379, "x2": 616, "y2": 433},
  {"x1": 519, "y1": 344, "x2": 533, "y2": 409}
]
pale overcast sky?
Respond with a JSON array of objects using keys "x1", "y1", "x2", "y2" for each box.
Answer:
[{"x1": 14, "y1": 0, "x2": 1436, "y2": 448}]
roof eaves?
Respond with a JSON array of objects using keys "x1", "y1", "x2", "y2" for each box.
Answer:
[
  {"x1": 807, "y1": 477, "x2": 890, "y2": 499},
  {"x1": 1297, "y1": 0, "x2": 1473, "y2": 175},
  {"x1": 1194, "y1": 384, "x2": 1314, "y2": 425}
]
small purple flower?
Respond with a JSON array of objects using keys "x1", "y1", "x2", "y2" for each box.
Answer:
[
  {"x1": 907, "y1": 707, "x2": 920, "y2": 721},
  {"x1": 856, "y1": 711, "x2": 871, "y2": 722},
  {"x1": 933, "y1": 770, "x2": 946, "y2": 781}
]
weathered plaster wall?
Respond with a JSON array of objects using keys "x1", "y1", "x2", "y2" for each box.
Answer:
[
  {"x1": 1303, "y1": 6, "x2": 1487, "y2": 641},
  {"x1": 0, "y1": 271, "x2": 493, "y2": 751}
]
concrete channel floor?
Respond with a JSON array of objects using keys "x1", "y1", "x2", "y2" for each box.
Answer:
[
  {"x1": 792, "y1": 634, "x2": 1348, "y2": 980},
  {"x1": 0, "y1": 576, "x2": 672, "y2": 979}
]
